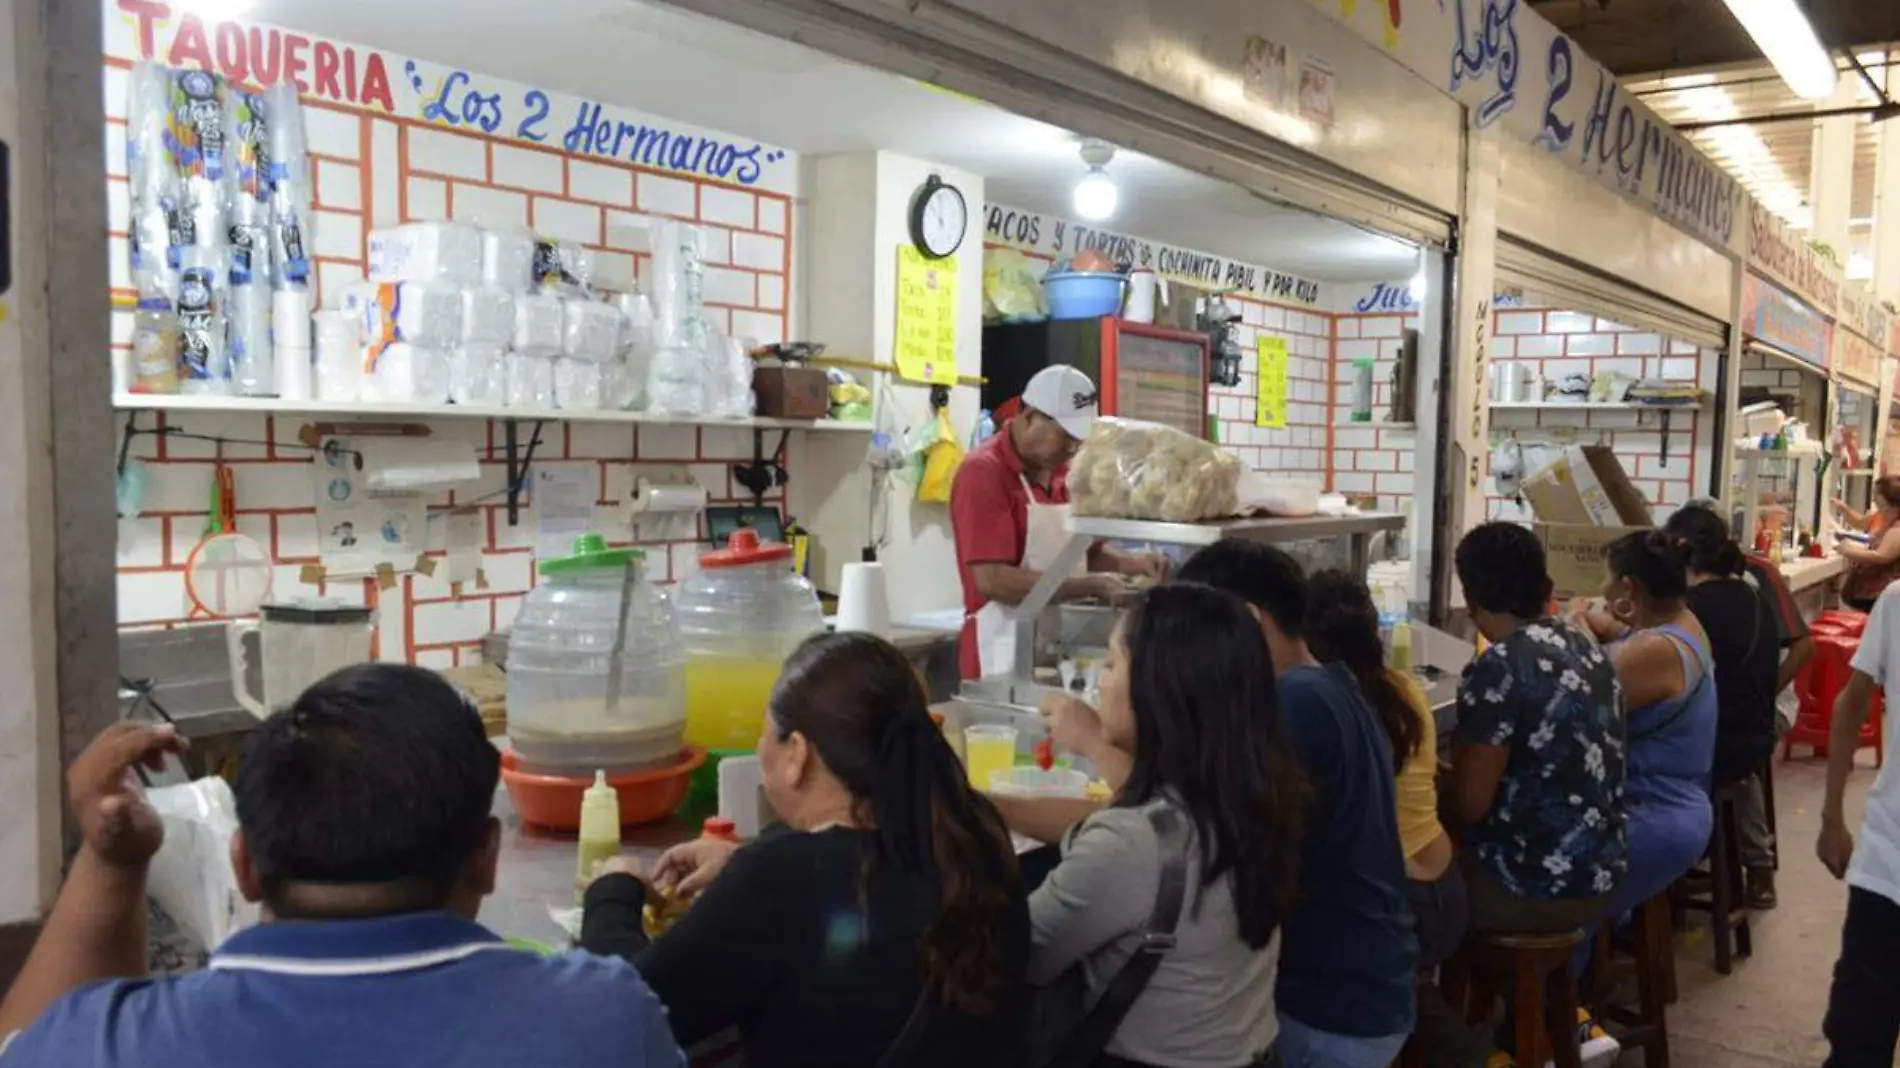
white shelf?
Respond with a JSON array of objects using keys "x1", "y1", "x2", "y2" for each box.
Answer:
[
  {"x1": 1489, "y1": 401, "x2": 1699, "y2": 412},
  {"x1": 112, "y1": 393, "x2": 875, "y2": 434}
]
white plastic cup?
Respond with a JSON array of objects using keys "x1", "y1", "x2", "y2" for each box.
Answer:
[
  {"x1": 963, "y1": 724, "x2": 1018, "y2": 791},
  {"x1": 276, "y1": 346, "x2": 313, "y2": 401},
  {"x1": 835, "y1": 562, "x2": 891, "y2": 637}
]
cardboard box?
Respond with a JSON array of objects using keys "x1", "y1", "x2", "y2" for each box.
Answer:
[
  {"x1": 1535, "y1": 522, "x2": 1647, "y2": 599},
  {"x1": 1521, "y1": 446, "x2": 1653, "y2": 599},
  {"x1": 1520, "y1": 445, "x2": 1653, "y2": 528},
  {"x1": 751, "y1": 366, "x2": 831, "y2": 419}
]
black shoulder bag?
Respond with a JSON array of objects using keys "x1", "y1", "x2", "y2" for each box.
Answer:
[{"x1": 1028, "y1": 804, "x2": 1191, "y2": 1068}]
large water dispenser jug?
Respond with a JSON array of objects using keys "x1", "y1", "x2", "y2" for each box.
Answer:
[
  {"x1": 506, "y1": 534, "x2": 686, "y2": 776},
  {"x1": 675, "y1": 530, "x2": 825, "y2": 751}
]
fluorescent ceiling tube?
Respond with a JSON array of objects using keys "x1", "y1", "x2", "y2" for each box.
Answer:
[{"x1": 1719, "y1": 0, "x2": 1838, "y2": 100}]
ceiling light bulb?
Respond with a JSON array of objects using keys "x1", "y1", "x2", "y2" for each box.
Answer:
[
  {"x1": 1073, "y1": 169, "x2": 1118, "y2": 221},
  {"x1": 1718, "y1": 0, "x2": 1837, "y2": 100}
]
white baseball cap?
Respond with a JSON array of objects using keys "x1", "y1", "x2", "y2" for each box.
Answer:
[{"x1": 1021, "y1": 364, "x2": 1100, "y2": 441}]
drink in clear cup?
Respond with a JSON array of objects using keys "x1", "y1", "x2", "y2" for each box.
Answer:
[{"x1": 963, "y1": 724, "x2": 1018, "y2": 791}]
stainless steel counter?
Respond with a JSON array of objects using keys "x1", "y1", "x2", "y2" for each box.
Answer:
[{"x1": 1068, "y1": 511, "x2": 1408, "y2": 548}]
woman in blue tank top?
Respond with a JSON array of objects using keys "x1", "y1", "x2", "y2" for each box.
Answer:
[{"x1": 1585, "y1": 530, "x2": 1719, "y2": 921}]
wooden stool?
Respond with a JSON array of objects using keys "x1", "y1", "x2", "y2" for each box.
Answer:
[
  {"x1": 1674, "y1": 783, "x2": 1753, "y2": 974},
  {"x1": 1443, "y1": 929, "x2": 1586, "y2": 1068},
  {"x1": 1584, "y1": 894, "x2": 1674, "y2": 1067}
]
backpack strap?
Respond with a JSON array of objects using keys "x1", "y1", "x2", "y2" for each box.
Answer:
[{"x1": 1047, "y1": 804, "x2": 1191, "y2": 1068}]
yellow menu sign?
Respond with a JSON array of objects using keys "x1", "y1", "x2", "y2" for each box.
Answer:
[
  {"x1": 895, "y1": 246, "x2": 958, "y2": 385},
  {"x1": 1254, "y1": 336, "x2": 1289, "y2": 428}
]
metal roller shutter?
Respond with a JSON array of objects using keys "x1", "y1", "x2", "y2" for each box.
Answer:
[
  {"x1": 649, "y1": 0, "x2": 1454, "y2": 248},
  {"x1": 1496, "y1": 236, "x2": 1729, "y2": 351}
]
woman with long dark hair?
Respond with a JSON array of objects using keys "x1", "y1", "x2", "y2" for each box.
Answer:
[
  {"x1": 581, "y1": 632, "x2": 1026, "y2": 1067},
  {"x1": 1661, "y1": 506, "x2": 1782, "y2": 905},
  {"x1": 1305, "y1": 570, "x2": 1463, "y2": 971},
  {"x1": 1029, "y1": 582, "x2": 1304, "y2": 1067}
]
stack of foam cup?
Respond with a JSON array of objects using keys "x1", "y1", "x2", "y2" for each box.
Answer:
[
  {"x1": 273, "y1": 289, "x2": 315, "y2": 400},
  {"x1": 835, "y1": 562, "x2": 892, "y2": 637}
]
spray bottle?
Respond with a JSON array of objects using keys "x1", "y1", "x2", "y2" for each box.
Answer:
[{"x1": 575, "y1": 770, "x2": 621, "y2": 903}]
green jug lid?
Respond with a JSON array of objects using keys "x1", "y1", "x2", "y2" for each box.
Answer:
[{"x1": 539, "y1": 533, "x2": 644, "y2": 575}]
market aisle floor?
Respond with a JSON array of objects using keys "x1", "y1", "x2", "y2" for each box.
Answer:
[{"x1": 1640, "y1": 754, "x2": 1880, "y2": 1066}]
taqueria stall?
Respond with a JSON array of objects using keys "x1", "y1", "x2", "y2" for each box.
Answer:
[
  {"x1": 1734, "y1": 207, "x2": 1900, "y2": 613},
  {"x1": 59, "y1": 0, "x2": 1467, "y2": 959},
  {"x1": 1, "y1": 0, "x2": 1814, "y2": 953}
]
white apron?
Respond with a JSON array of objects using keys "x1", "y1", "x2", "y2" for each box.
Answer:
[{"x1": 973, "y1": 475, "x2": 1085, "y2": 678}]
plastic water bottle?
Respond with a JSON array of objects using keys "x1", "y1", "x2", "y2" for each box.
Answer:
[{"x1": 974, "y1": 408, "x2": 996, "y2": 446}]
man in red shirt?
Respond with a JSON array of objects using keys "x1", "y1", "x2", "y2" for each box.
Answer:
[{"x1": 949, "y1": 365, "x2": 1165, "y2": 679}]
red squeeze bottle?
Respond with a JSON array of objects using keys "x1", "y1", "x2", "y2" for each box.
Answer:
[
  {"x1": 1034, "y1": 738, "x2": 1055, "y2": 772},
  {"x1": 702, "y1": 817, "x2": 742, "y2": 844}
]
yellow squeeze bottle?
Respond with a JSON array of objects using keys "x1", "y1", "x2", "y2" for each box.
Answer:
[
  {"x1": 575, "y1": 770, "x2": 621, "y2": 903},
  {"x1": 1390, "y1": 619, "x2": 1414, "y2": 673}
]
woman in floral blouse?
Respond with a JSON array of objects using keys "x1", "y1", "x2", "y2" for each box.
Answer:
[{"x1": 1446, "y1": 523, "x2": 1628, "y2": 936}]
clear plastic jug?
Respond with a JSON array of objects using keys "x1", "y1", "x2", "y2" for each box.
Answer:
[
  {"x1": 675, "y1": 530, "x2": 825, "y2": 751},
  {"x1": 506, "y1": 534, "x2": 686, "y2": 776}
]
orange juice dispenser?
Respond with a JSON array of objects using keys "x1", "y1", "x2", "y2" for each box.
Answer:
[{"x1": 674, "y1": 531, "x2": 826, "y2": 802}]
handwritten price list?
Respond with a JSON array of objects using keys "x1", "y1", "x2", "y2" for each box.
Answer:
[
  {"x1": 894, "y1": 246, "x2": 958, "y2": 386},
  {"x1": 1254, "y1": 336, "x2": 1289, "y2": 429}
]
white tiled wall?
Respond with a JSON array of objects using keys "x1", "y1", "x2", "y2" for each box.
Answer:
[
  {"x1": 1217, "y1": 297, "x2": 1334, "y2": 485},
  {"x1": 1486, "y1": 304, "x2": 1708, "y2": 523},
  {"x1": 1331, "y1": 308, "x2": 1421, "y2": 512}
]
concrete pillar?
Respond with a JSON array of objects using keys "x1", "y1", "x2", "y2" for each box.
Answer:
[
  {"x1": 788, "y1": 152, "x2": 985, "y2": 618},
  {"x1": 0, "y1": 0, "x2": 115, "y2": 952},
  {"x1": 0, "y1": 0, "x2": 66, "y2": 932},
  {"x1": 1875, "y1": 51, "x2": 1900, "y2": 305},
  {"x1": 1441, "y1": 118, "x2": 1500, "y2": 613},
  {"x1": 1809, "y1": 75, "x2": 1860, "y2": 251}
]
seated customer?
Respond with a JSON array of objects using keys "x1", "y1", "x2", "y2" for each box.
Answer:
[
  {"x1": 1176, "y1": 542, "x2": 1417, "y2": 1068},
  {"x1": 581, "y1": 632, "x2": 1026, "y2": 1068},
  {"x1": 0, "y1": 665, "x2": 682, "y2": 1068},
  {"x1": 1447, "y1": 523, "x2": 1627, "y2": 936},
  {"x1": 1306, "y1": 569, "x2": 1463, "y2": 971},
  {"x1": 1665, "y1": 505, "x2": 1785, "y2": 907},
  {"x1": 1029, "y1": 583, "x2": 1305, "y2": 1066},
  {"x1": 1589, "y1": 531, "x2": 1717, "y2": 923}
]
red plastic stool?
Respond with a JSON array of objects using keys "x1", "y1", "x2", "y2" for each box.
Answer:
[
  {"x1": 1812, "y1": 610, "x2": 1867, "y2": 639},
  {"x1": 1786, "y1": 632, "x2": 1884, "y2": 765}
]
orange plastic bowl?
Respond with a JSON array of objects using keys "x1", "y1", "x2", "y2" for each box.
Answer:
[{"x1": 500, "y1": 747, "x2": 707, "y2": 831}]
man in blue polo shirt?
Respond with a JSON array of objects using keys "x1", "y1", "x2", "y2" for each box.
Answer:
[
  {"x1": 1177, "y1": 541, "x2": 1417, "y2": 1068},
  {"x1": 0, "y1": 664, "x2": 682, "y2": 1068}
]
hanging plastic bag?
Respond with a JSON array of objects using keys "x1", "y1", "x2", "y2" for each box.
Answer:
[
  {"x1": 145, "y1": 776, "x2": 260, "y2": 954},
  {"x1": 915, "y1": 413, "x2": 965, "y2": 503},
  {"x1": 984, "y1": 248, "x2": 1048, "y2": 323}
]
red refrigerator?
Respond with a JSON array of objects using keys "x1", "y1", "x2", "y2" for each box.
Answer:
[{"x1": 980, "y1": 317, "x2": 1211, "y2": 440}]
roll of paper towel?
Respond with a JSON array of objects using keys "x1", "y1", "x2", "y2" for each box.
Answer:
[
  {"x1": 357, "y1": 437, "x2": 481, "y2": 492},
  {"x1": 629, "y1": 479, "x2": 708, "y2": 516},
  {"x1": 836, "y1": 563, "x2": 891, "y2": 637}
]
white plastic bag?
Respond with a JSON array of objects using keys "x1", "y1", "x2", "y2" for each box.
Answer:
[
  {"x1": 1069, "y1": 417, "x2": 1242, "y2": 522},
  {"x1": 368, "y1": 222, "x2": 483, "y2": 287},
  {"x1": 145, "y1": 777, "x2": 259, "y2": 953},
  {"x1": 1237, "y1": 473, "x2": 1320, "y2": 517}
]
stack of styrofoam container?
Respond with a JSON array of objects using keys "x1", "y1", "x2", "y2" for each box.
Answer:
[
  {"x1": 359, "y1": 222, "x2": 478, "y2": 404},
  {"x1": 326, "y1": 222, "x2": 639, "y2": 413}
]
